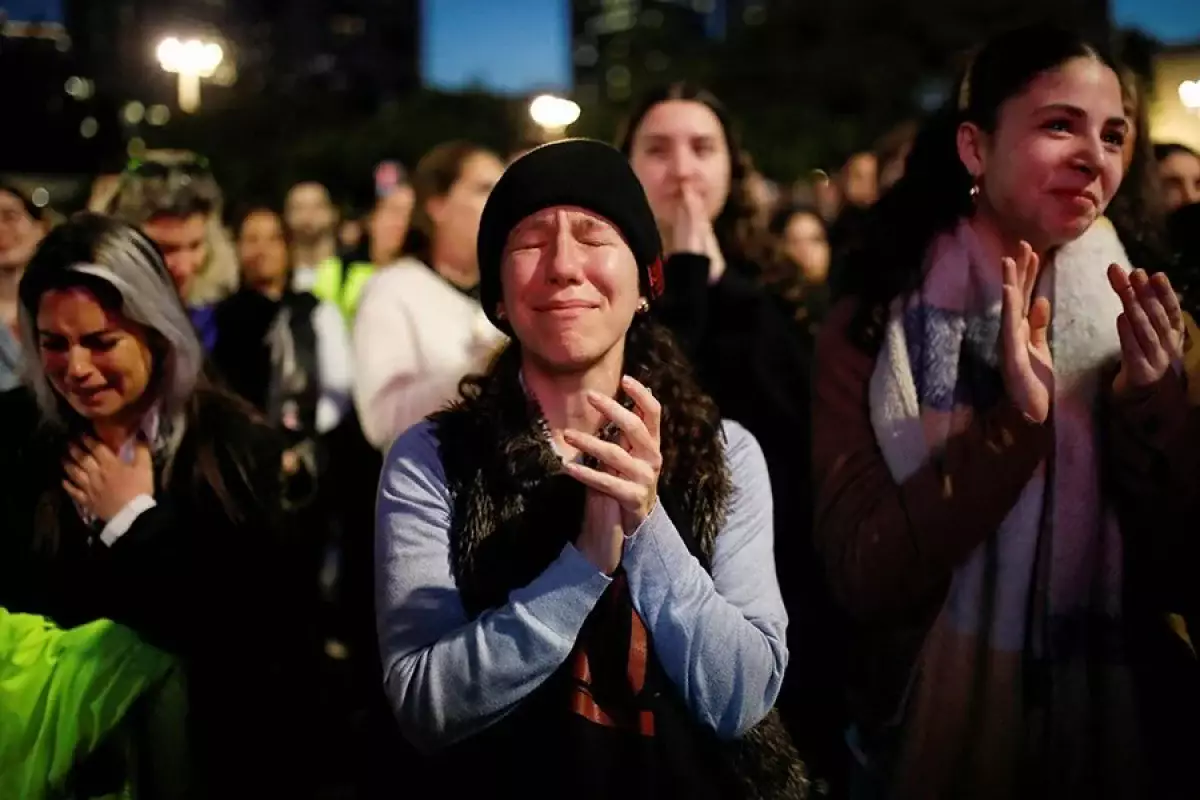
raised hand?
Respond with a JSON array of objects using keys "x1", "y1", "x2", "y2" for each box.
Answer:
[
  {"x1": 1108, "y1": 265, "x2": 1185, "y2": 394},
  {"x1": 563, "y1": 375, "x2": 663, "y2": 566},
  {"x1": 668, "y1": 184, "x2": 726, "y2": 283},
  {"x1": 1000, "y1": 241, "x2": 1054, "y2": 423},
  {"x1": 63, "y1": 435, "x2": 155, "y2": 523},
  {"x1": 668, "y1": 184, "x2": 711, "y2": 255}
]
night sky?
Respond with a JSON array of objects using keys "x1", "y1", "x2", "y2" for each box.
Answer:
[
  {"x1": 2, "y1": 0, "x2": 1197, "y2": 94},
  {"x1": 427, "y1": 0, "x2": 1200, "y2": 93}
]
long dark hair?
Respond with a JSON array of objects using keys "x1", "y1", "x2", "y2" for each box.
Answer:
[
  {"x1": 459, "y1": 312, "x2": 730, "y2": 524},
  {"x1": 401, "y1": 140, "x2": 495, "y2": 267},
  {"x1": 838, "y1": 25, "x2": 1124, "y2": 311},
  {"x1": 18, "y1": 214, "x2": 271, "y2": 550},
  {"x1": 617, "y1": 82, "x2": 769, "y2": 267}
]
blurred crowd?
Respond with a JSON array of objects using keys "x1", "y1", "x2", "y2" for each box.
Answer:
[{"x1": 2, "y1": 20, "x2": 1200, "y2": 800}]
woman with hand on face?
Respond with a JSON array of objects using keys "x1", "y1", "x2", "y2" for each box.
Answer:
[
  {"x1": 376, "y1": 140, "x2": 805, "y2": 799},
  {"x1": 813, "y1": 26, "x2": 1193, "y2": 799},
  {"x1": 0, "y1": 213, "x2": 316, "y2": 797}
]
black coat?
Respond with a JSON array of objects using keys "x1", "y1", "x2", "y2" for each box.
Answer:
[{"x1": 0, "y1": 385, "x2": 320, "y2": 797}]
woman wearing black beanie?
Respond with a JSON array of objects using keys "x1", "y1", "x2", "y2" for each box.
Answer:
[{"x1": 376, "y1": 139, "x2": 807, "y2": 799}]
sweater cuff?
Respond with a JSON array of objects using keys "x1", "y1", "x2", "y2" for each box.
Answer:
[
  {"x1": 99, "y1": 495, "x2": 158, "y2": 547},
  {"x1": 621, "y1": 501, "x2": 694, "y2": 586}
]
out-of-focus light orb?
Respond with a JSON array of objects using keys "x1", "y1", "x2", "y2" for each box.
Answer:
[{"x1": 529, "y1": 95, "x2": 581, "y2": 130}]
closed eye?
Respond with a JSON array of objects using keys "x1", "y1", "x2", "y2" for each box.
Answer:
[
  {"x1": 81, "y1": 336, "x2": 119, "y2": 352},
  {"x1": 38, "y1": 336, "x2": 67, "y2": 352}
]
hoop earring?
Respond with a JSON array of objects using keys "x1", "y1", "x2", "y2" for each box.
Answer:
[
  {"x1": 969, "y1": 180, "x2": 981, "y2": 202},
  {"x1": 495, "y1": 305, "x2": 506, "y2": 321}
]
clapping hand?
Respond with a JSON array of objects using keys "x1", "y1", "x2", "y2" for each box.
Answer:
[
  {"x1": 1000, "y1": 242, "x2": 1054, "y2": 423},
  {"x1": 1108, "y1": 265, "x2": 1185, "y2": 395},
  {"x1": 562, "y1": 376, "x2": 663, "y2": 573}
]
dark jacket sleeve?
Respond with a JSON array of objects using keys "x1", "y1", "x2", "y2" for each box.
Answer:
[
  {"x1": 92, "y1": 393, "x2": 305, "y2": 656},
  {"x1": 812, "y1": 298, "x2": 1054, "y2": 621},
  {"x1": 654, "y1": 253, "x2": 713, "y2": 361}
]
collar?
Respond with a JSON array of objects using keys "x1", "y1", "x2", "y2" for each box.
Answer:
[{"x1": 114, "y1": 404, "x2": 165, "y2": 464}]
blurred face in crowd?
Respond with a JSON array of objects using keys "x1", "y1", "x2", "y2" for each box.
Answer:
[
  {"x1": 339, "y1": 218, "x2": 364, "y2": 250},
  {"x1": 779, "y1": 210, "x2": 831, "y2": 285},
  {"x1": 0, "y1": 190, "x2": 44, "y2": 272},
  {"x1": 500, "y1": 206, "x2": 641, "y2": 372},
  {"x1": 1159, "y1": 149, "x2": 1200, "y2": 212},
  {"x1": 841, "y1": 152, "x2": 879, "y2": 208},
  {"x1": 141, "y1": 212, "x2": 207, "y2": 300},
  {"x1": 628, "y1": 100, "x2": 733, "y2": 229},
  {"x1": 238, "y1": 210, "x2": 290, "y2": 292},
  {"x1": 284, "y1": 182, "x2": 336, "y2": 247},
  {"x1": 427, "y1": 151, "x2": 504, "y2": 272},
  {"x1": 958, "y1": 56, "x2": 1126, "y2": 251},
  {"x1": 36, "y1": 286, "x2": 154, "y2": 423},
  {"x1": 369, "y1": 185, "x2": 415, "y2": 265}
]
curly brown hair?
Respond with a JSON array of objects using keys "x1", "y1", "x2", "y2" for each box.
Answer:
[{"x1": 458, "y1": 312, "x2": 731, "y2": 529}]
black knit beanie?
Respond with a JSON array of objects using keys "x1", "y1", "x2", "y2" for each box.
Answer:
[{"x1": 477, "y1": 138, "x2": 664, "y2": 330}]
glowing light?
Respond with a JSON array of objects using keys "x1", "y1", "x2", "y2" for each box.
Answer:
[
  {"x1": 156, "y1": 37, "x2": 224, "y2": 78},
  {"x1": 156, "y1": 36, "x2": 225, "y2": 113},
  {"x1": 123, "y1": 101, "x2": 146, "y2": 125},
  {"x1": 1180, "y1": 80, "x2": 1200, "y2": 112},
  {"x1": 146, "y1": 104, "x2": 171, "y2": 126},
  {"x1": 529, "y1": 95, "x2": 581, "y2": 131}
]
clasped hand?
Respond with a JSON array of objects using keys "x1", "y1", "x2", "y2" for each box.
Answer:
[{"x1": 562, "y1": 376, "x2": 663, "y2": 574}]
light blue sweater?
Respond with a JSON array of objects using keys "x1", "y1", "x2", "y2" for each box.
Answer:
[{"x1": 375, "y1": 418, "x2": 788, "y2": 754}]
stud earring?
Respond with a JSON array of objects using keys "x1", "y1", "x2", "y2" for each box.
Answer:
[
  {"x1": 636, "y1": 298, "x2": 650, "y2": 314},
  {"x1": 495, "y1": 305, "x2": 506, "y2": 320}
]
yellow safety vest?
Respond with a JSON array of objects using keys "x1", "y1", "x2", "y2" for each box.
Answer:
[{"x1": 312, "y1": 257, "x2": 376, "y2": 322}]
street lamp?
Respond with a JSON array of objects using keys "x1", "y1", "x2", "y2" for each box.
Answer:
[
  {"x1": 529, "y1": 94, "x2": 581, "y2": 141},
  {"x1": 156, "y1": 37, "x2": 224, "y2": 114},
  {"x1": 1180, "y1": 80, "x2": 1200, "y2": 114}
]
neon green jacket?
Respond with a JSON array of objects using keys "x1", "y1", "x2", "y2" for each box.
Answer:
[
  {"x1": 312, "y1": 256, "x2": 376, "y2": 322},
  {"x1": 0, "y1": 607, "x2": 177, "y2": 799}
]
